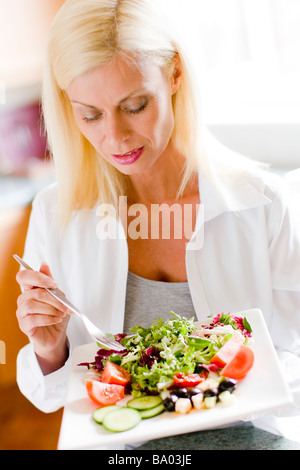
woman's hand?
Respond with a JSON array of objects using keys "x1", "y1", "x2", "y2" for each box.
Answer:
[{"x1": 16, "y1": 262, "x2": 72, "y2": 375}]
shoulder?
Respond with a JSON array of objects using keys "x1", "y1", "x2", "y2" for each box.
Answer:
[
  {"x1": 31, "y1": 182, "x2": 100, "y2": 234},
  {"x1": 244, "y1": 168, "x2": 286, "y2": 199},
  {"x1": 248, "y1": 169, "x2": 294, "y2": 211},
  {"x1": 244, "y1": 169, "x2": 296, "y2": 222},
  {"x1": 32, "y1": 182, "x2": 58, "y2": 214},
  {"x1": 219, "y1": 167, "x2": 287, "y2": 214},
  {"x1": 243, "y1": 169, "x2": 298, "y2": 234}
]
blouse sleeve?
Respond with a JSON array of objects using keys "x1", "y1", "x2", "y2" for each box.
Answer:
[
  {"x1": 252, "y1": 176, "x2": 300, "y2": 441},
  {"x1": 16, "y1": 189, "x2": 71, "y2": 413},
  {"x1": 267, "y1": 176, "x2": 300, "y2": 355}
]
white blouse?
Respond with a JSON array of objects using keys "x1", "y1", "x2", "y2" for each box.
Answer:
[{"x1": 16, "y1": 168, "x2": 300, "y2": 442}]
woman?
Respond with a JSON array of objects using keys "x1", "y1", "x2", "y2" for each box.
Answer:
[{"x1": 16, "y1": 0, "x2": 300, "y2": 442}]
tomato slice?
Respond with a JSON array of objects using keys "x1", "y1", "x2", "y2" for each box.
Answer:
[
  {"x1": 86, "y1": 380, "x2": 125, "y2": 406},
  {"x1": 221, "y1": 345, "x2": 254, "y2": 380},
  {"x1": 173, "y1": 372, "x2": 203, "y2": 387},
  {"x1": 101, "y1": 360, "x2": 131, "y2": 386},
  {"x1": 210, "y1": 335, "x2": 243, "y2": 368}
]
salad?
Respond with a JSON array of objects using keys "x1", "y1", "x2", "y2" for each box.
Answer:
[{"x1": 79, "y1": 312, "x2": 254, "y2": 433}]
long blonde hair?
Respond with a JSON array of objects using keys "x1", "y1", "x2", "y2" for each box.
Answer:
[
  {"x1": 42, "y1": 0, "x2": 211, "y2": 224},
  {"x1": 42, "y1": 0, "x2": 264, "y2": 226}
]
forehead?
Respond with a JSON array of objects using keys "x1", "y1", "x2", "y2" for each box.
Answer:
[{"x1": 66, "y1": 55, "x2": 166, "y2": 105}]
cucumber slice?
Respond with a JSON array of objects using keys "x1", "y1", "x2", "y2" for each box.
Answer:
[
  {"x1": 102, "y1": 407, "x2": 141, "y2": 432},
  {"x1": 92, "y1": 405, "x2": 123, "y2": 424},
  {"x1": 139, "y1": 403, "x2": 165, "y2": 419},
  {"x1": 127, "y1": 395, "x2": 163, "y2": 410}
]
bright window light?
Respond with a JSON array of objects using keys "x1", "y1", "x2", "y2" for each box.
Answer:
[{"x1": 161, "y1": 0, "x2": 300, "y2": 126}]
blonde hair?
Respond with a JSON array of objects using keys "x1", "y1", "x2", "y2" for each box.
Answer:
[
  {"x1": 42, "y1": 0, "x2": 211, "y2": 225},
  {"x1": 43, "y1": 0, "x2": 265, "y2": 226}
]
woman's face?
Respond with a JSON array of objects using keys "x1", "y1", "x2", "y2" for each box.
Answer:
[{"x1": 66, "y1": 54, "x2": 181, "y2": 177}]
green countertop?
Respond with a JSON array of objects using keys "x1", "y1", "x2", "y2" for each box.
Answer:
[{"x1": 136, "y1": 425, "x2": 300, "y2": 450}]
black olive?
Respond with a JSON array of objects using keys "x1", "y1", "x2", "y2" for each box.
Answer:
[
  {"x1": 203, "y1": 387, "x2": 218, "y2": 398},
  {"x1": 186, "y1": 388, "x2": 203, "y2": 398},
  {"x1": 218, "y1": 378, "x2": 237, "y2": 394},
  {"x1": 171, "y1": 387, "x2": 189, "y2": 398},
  {"x1": 163, "y1": 394, "x2": 178, "y2": 411}
]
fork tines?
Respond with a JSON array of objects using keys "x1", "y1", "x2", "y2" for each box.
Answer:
[{"x1": 96, "y1": 337, "x2": 126, "y2": 351}]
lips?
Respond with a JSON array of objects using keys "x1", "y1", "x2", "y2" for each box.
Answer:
[{"x1": 111, "y1": 147, "x2": 144, "y2": 165}]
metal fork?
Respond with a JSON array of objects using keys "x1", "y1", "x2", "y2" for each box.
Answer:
[{"x1": 13, "y1": 254, "x2": 125, "y2": 351}]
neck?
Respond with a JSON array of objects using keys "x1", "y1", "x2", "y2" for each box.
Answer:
[{"x1": 127, "y1": 148, "x2": 191, "y2": 205}]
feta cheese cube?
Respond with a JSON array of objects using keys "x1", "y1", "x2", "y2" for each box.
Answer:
[{"x1": 175, "y1": 397, "x2": 192, "y2": 414}]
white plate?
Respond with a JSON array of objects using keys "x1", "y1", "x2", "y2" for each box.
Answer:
[{"x1": 57, "y1": 309, "x2": 293, "y2": 450}]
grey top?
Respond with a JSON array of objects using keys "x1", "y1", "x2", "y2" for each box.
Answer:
[{"x1": 123, "y1": 271, "x2": 197, "y2": 334}]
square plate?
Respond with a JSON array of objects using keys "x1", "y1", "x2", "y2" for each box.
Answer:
[{"x1": 57, "y1": 309, "x2": 293, "y2": 450}]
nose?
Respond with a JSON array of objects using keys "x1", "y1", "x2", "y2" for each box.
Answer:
[{"x1": 104, "y1": 113, "x2": 131, "y2": 149}]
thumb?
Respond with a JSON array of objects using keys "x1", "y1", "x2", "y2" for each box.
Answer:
[
  {"x1": 39, "y1": 262, "x2": 66, "y2": 297},
  {"x1": 39, "y1": 262, "x2": 54, "y2": 279}
]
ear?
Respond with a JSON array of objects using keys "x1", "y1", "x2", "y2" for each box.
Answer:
[{"x1": 171, "y1": 53, "x2": 183, "y2": 95}]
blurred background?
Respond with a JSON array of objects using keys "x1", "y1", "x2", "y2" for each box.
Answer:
[
  {"x1": 0, "y1": 0, "x2": 65, "y2": 450},
  {"x1": 0, "y1": 0, "x2": 299, "y2": 450}
]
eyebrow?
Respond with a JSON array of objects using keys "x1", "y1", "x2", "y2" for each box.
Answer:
[
  {"x1": 70, "y1": 100, "x2": 98, "y2": 109},
  {"x1": 70, "y1": 88, "x2": 147, "y2": 109}
]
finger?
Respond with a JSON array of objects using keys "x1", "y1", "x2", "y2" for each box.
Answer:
[
  {"x1": 40, "y1": 263, "x2": 66, "y2": 297},
  {"x1": 19, "y1": 313, "x2": 65, "y2": 337},
  {"x1": 16, "y1": 268, "x2": 58, "y2": 291},
  {"x1": 17, "y1": 288, "x2": 74, "y2": 322},
  {"x1": 16, "y1": 297, "x2": 67, "y2": 321},
  {"x1": 17, "y1": 288, "x2": 69, "y2": 313}
]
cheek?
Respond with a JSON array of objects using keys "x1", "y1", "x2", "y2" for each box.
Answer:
[
  {"x1": 75, "y1": 121, "x2": 100, "y2": 149},
  {"x1": 152, "y1": 99, "x2": 174, "y2": 144},
  {"x1": 73, "y1": 115, "x2": 90, "y2": 139}
]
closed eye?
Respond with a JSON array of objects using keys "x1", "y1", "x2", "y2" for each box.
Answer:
[
  {"x1": 124, "y1": 100, "x2": 148, "y2": 115},
  {"x1": 81, "y1": 97, "x2": 149, "y2": 124},
  {"x1": 82, "y1": 115, "x2": 101, "y2": 123}
]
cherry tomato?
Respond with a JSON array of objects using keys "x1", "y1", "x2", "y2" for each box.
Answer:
[
  {"x1": 85, "y1": 380, "x2": 125, "y2": 406},
  {"x1": 221, "y1": 345, "x2": 254, "y2": 380},
  {"x1": 210, "y1": 335, "x2": 243, "y2": 368},
  {"x1": 101, "y1": 360, "x2": 131, "y2": 386},
  {"x1": 173, "y1": 372, "x2": 203, "y2": 387}
]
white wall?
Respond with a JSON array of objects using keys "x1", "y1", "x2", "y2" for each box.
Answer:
[
  {"x1": 207, "y1": 123, "x2": 299, "y2": 170},
  {"x1": 160, "y1": 0, "x2": 300, "y2": 170}
]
